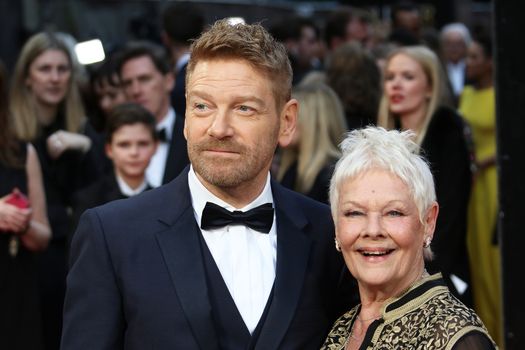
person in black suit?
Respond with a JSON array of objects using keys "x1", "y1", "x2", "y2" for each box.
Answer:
[
  {"x1": 72, "y1": 103, "x2": 158, "y2": 231},
  {"x1": 161, "y1": 2, "x2": 205, "y2": 118},
  {"x1": 61, "y1": 19, "x2": 355, "y2": 350},
  {"x1": 118, "y1": 41, "x2": 189, "y2": 188}
]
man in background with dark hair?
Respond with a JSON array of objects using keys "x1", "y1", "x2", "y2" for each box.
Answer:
[
  {"x1": 161, "y1": 2, "x2": 205, "y2": 118},
  {"x1": 270, "y1": 16, "x2": 321, "y2": 85},
  {"x1": 323, "y1": 7, "x2": 373, "y2": 53},
  {"x1": 118, "y1": 41, "x2": 189, "y2": 187}
]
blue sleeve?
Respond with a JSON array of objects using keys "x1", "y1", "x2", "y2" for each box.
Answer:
[{"x1": 61, "y1": 209, "x2": 124, "y2": 350}]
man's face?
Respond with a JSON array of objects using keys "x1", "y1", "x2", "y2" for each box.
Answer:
[
  {"x1": 120, "y1": 55, "x2": 174, "y2": 122},
  {"x1": 297, "y1": 26, "x2": 320, "y2": 66},
  {"x1": 442, "y1": 31, "x2": 468, "y2": 64},
  {"x1": 184, "y1": 58, "x2": 297, "y2": 194}
]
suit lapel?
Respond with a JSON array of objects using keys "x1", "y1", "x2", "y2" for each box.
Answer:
[
  {"x1": 255, "y1": 182, "x2": 312, "y2": 349},
  {"x1": 155, "y1": 171, "x2": 219, "y2": 350}
]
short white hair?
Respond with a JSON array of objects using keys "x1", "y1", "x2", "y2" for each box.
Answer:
[
  {"x1": 440, "y1": 22, "x2": 472, "y2": 46},
  {"x1": 329, "y1": 127, "x2": 437, "y2": 258}
]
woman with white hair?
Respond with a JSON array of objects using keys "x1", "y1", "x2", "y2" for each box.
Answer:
[{"x1": 321, "y1": 126, "x2": 496, "y2": 350}]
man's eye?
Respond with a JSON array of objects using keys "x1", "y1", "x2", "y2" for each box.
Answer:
[
  {"x1": 238, "y1": 105, "x2": 254, "y2": 112},
  {"x1": 194, "y1": 103, "x2": 208, "y2": 111}
]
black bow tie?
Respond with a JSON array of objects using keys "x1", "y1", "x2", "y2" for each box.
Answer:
[
  {"x1": 200, "y1": 202, "x2": 274, "y2": 234},
  {"x1": 157, "y1": 128, "x2": 168, "y2": 142}
]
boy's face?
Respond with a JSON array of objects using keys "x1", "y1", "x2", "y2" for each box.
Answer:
[{"x1": 105, "y1": 123, "x2": 158, "y2": 181}]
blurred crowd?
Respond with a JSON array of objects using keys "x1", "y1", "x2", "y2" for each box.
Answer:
[{"x1": 0, "y1": 2, "x2": 500, "y2": 349}]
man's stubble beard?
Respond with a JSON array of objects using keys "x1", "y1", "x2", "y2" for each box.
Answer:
[{"x1": 188, "y1": 133, "x2": 278, "y2": 189}]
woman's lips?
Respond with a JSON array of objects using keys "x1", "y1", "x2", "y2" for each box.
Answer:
[
  {"x1": 356, "y1": 248, "x2": 395, "y2": 261},
  {"x1": 390, "y1": 94, "x2": 404, "y2": 104}
]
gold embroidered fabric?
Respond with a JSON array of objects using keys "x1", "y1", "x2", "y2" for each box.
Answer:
[{"x1": 321, "y1": 273, "x2": 497, "y2": 350}]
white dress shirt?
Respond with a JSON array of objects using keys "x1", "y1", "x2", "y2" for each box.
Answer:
[
  {"x1": 146, "y1": 108, "x2": 175, "y2": 188},
  {"x1": 187, "y1": 166, "x2": 277, "y2": 334},
  {"x1": 447, "y1": 60, "x2": 466, "y2": 96},
  {"x1": 115, "y1": 174, "x2": 149, "y2": 197}
]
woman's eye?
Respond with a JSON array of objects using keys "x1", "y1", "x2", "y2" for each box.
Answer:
[
  {"x1": 344, "y1": 210, "x2": 363, "y2": 217},
  {"x1": 387, "y1": 210, "x2": 403, "y2": 217}
]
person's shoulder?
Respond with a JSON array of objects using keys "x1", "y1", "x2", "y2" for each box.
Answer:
[
  {"x1": 429, "y1": 289, "x2": 486, "y2": 328},
  {"x1": 427, "y1": 106, "x2": 467, "y2": 143}
]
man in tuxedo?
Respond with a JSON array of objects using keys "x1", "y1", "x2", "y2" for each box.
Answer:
[
  {"x1": 61, "y1": 19, "x2": 354, "y2": 350},
  {"x1": 161, "y1": 2, "x2": 205, "y2": 118},
  {"x1": 118, "y1": 41, "x2": 189, "y2": 187}
]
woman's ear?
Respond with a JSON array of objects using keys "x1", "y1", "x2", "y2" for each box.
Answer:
[{"x1": 424, "y1": 201, "x2": 439, "y2": 239}]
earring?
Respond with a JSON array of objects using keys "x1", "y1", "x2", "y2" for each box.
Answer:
[
  {"x1": 423, "y1": 237, "x2": 431, "y2": 248},
  {"x1": 335, "y1": 238, "x2": 341, "y2": 252}
]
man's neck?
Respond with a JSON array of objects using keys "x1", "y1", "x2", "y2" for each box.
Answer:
[{"x1": 156, "y1": 103, "x2": 171, "y2": 124}]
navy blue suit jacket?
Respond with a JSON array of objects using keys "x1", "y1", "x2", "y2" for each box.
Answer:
[
  {"x1": 61, "y1": 167, "x2": 354, "y2": 349},
  {"x1": 162, "y1": 111, "x2": 189, "y2": 185}
]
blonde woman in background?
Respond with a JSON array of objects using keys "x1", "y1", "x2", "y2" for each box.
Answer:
[
  {"x1": 377, "y1": 45, "x2": 474, "y2": 308},
  {"x1": 9, "y1": 31, "x2": 101, "y2": 349},
  {"x1": 277, "y1": 82, "x2": 347, "y2": 203}
]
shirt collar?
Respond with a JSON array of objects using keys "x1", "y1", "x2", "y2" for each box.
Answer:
[
  {"x1": 115, "y1": 174, "x2": 149, "y2": 197},
  {"x1": 156, "y1": 107, "x2": 176, "y2": 141},
  {"x1": 187, "y1": 165, "x2": 274, "y2": 227}
]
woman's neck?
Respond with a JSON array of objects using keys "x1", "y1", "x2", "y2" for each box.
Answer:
[
  {"x1": 35, "y1": 101, "x2": 58, "y2": 127},
  {"x1": 398, "y1": 106, "x2": 427, "y2": 134},
  {"x1": 474, "y1": 74, "x2": 493, "y2": 90},
  {"x1": 358, "y1": 265, "x2": 427, "y2": 315}
]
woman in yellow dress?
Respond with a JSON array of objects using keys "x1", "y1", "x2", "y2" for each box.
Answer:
[{"x1": 459, "y1": 33, "x2": 502, "y2": 347}]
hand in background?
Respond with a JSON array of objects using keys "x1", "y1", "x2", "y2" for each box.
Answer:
[
  {"x1": 46, "y1": 130, "x2": 92, "y2": 159},
  {"x1": 0, "y1": 193, "x2": 32, "y2": 233}
]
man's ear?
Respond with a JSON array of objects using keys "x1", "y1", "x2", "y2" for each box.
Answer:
[
  {"x1": 277, "y1": 98, "x2": 298, "y2": 148},
  {"x1": 165, "y1": 71, "x2": 175, "y2": 93},
  {"x1": 104, "y1": 143, "x2": 113, "y2": 160}
]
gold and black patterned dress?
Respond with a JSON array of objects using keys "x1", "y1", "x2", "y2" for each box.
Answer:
[{"x1": 321, "y1": 273, "x2": 497, "y2": 350}]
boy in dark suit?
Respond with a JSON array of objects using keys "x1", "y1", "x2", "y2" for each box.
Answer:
[{"x1": 72, "y1": 103, "x2": 158, "y2": 228}]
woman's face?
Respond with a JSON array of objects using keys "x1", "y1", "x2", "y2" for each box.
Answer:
[
  {"x1": 26, "y1": 49, "x2": 71, "y2": 107},
  {"x1": 465, "y1": 41, "x2": 491, "y2": 83},
  {"x1": 384, "y1": 53, "x2": 431, "y2": 121},
  {"x1": 335, "y1": 168, "x2": 437, "y2": 295},
  {"x1": 95, "y1": 76, "x2": 127, "y2": 116}
]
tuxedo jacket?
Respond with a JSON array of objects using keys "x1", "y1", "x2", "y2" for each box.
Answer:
[
  {"x1": 61, "y1": 167, "x2": 354, "y2": 349},
  {"x1": 170, "y1": 63, "x2": 187, "y2": 120},
  {"x1": 71, "y1": 173, "x2": 151, "y2": 238},
  {"x1": 162, "y1": 111, "x2": 190, "y2": 185}
]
